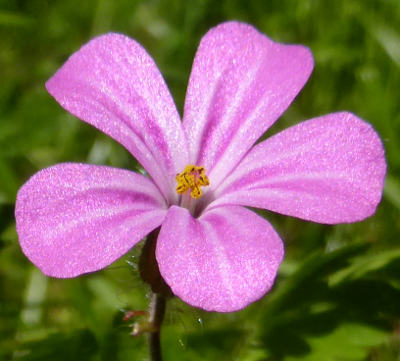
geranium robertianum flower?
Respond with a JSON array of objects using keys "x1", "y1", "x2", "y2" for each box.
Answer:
[{"x1": 15, "y1": 22, "x2": 386, "y2": 312}]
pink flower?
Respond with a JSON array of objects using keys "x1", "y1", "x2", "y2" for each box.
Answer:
[{"x1": 15, "y1": 22, "x2": 386, "y2": 312}]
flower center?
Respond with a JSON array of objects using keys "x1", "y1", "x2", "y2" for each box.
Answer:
[{"x1": 175, "y1": 164, "x2": 210, "y2": 199}]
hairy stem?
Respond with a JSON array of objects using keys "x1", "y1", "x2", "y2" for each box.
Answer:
[{"x1": 148, "y1": 293, "x2": 167, "y2": 361}]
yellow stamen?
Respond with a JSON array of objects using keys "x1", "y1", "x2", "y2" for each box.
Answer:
[{"x1": 176, "y1": 164, "x2": 210, "y2": 199}]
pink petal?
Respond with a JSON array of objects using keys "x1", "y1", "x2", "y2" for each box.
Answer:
[
  {"x1": 156, "y1": 205, "x2": 284, "y2": 312},
  {"x1": 46, "y1": 33, "x2": 188, "y2": 203},
  {"x1": 15, "y1": 163, "x2": 167, "y2": 277},
  {"x1": 212, "y1": 112, "x2": 386, "y2": 224},
  {"x1": 183, "y1": 21, "x2": 314, "y2": 189}
]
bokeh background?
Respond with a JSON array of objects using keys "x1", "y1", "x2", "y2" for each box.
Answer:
[{"x1": 1, "y1": 0, "x2": 400, "y2": 360}]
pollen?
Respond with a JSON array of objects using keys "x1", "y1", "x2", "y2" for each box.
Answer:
[{"x1": 176, "y1": 165, "x2": 210, "y2": 199}]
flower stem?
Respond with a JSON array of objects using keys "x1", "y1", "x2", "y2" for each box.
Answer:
[{"x1": 148, "y1": 293, "x2": 167, "y2": 361}]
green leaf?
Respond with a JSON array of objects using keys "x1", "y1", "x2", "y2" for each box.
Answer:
[
  {"x1": 286, "y1": 323, "x2": 388, "y2": 361},
  {"x1": 0, "y1": 11, "x2": 33, "y2": 27},
  {"x1": 384, "y1": 175, "x2": 400, "y2": 211},
  {"x1": 263, "y1": 243, "x2": 369, "y2": 317},
  {"x1": 330, "y1": 248, "x2": 400, "y2": 286},
  {"x1": 12, "y1": 329, "x2": 98, "y2": 361}
]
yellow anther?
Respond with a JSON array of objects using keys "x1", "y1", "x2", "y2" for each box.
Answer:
[{"x1": 176, "y1": 164, "x2": 210, "y2": 199}]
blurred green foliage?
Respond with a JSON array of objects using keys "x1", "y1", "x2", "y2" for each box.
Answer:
[{"x1": 1, "y1": 0, "x2": 400, "y2": 360}]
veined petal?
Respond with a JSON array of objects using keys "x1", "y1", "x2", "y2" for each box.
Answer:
[
  {"x1": 212, "y1": 112, "x2": 386, "y2": 224},
  {"x1": 46, "y1": 33, "x2": 188, "y2": 203},
  {"x1": 183, "y1": 21, "x2": 313, "y2": 189},
  {"x1": 15, "y1": 163, "x2": 167, "y2": 277},
  {"x1": 156, "y1": 205, "x2": 284, "y2": 312}
]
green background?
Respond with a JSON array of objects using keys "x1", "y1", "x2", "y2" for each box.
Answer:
[{"x1": 1, "y1": 0, "x2": 400, "y2": 360}]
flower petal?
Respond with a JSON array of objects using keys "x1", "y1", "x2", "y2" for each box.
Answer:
[
  {"x1": 156, "y1": 205, "x2": 284, "y2": 312},
  {"x1": 15, "y1": 163, "x2": 167, "y2": 277},
  {"x1": 212, "y1": 112, "x2": 386, "y2": 224},
  {"x1": 183, "y1": 21, "x2": 314, "y2": 188},
  {"x1": 46, "y1": 33, "x2": 188, "y2": 203}
]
